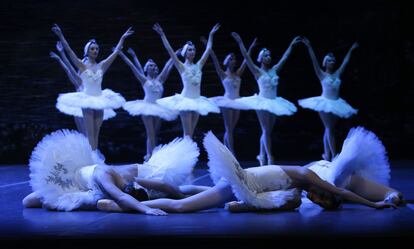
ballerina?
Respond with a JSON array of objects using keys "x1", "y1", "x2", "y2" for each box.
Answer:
[
  {"x1": 22, "y1": 129, "x2": 206, "y2": 215},
  {"x1": 200, "y1": 35, "x2": 257, "y2": 154},
  {"x1": 298, "y1": 37, "x2": 358, "y2": 161},
  {"x1": 232, "y1": 32, "x2": 300, "y2": 165},
  {"x1": 50, "y1": 41, "x2": 116, "y2": 136},
  {"x1": 119, "y1": 47, "x2": 179, "y2": 161},
  {"x1": 98, "y1": 128, "x2": 401, "y2": 213},
  {"x1": 52, "y1": 24, "x2": 133, "y2": 150},
  {"x1": 153, "y1": 23, "x2": 221, "y2": 138}
]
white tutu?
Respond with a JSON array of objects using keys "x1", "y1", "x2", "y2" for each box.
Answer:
[
  {"x1": 138, "y1": 136, "x2": 200, "y2": 198},
  {"x1": 298, "y1": 96, "x2": 357, "y2": 118},
  {"x1": 235, "y1": 94, "x2": 297, "y2": 116},
  {"x1": 29, "y1": 130, "x2": 105, "y2": 211},
  {"x1": 157, "y1": 94, "x2": 220, "y2": 116},
  {"x1": 209, "y1": 96, "x2": 250, "y2": 110},
  {"x1": 308, "y1": 127, "x2": 390, "y2": 188},
  {"x1": 203, "y1": 131, "x2": 300, "y2": 209},
  {"x1": 56, "y1": 102, "x2": 116, "y2": 120},
  {"x1": 123, "y1": 100, "x2": 178, "y2": 121},
  {"x1": 57, "y1": 89, "x2": 126, "y2": 110}
]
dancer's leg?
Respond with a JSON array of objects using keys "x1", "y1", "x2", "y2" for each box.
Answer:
[
  {"x1": 74, "y1": 116, "x2": 86, "y2": 136},
  {"x1": 180, "y1": 111, "x2": 193, "y2": 138},
  {"x1": 190, "y1": 111, "x2": 199, "y2": 137},
  {"x1": 93, "y1": 110, "x2": 104, "y2": 150},
  {"x1": 82, "y1": 108, "x2": 95, "y2": 149},
  {"x1": 221, "y1": 108, "x2": 234, "y2": 153},
  {"x1": 255, "y1": 111, "x2": 267, "y2": 165},
  {"x1": 319, "y1": 112, "x2": 338, "y2": 160},
  {"x1": 142, "y1": 115, "x2": 155, "y2": 160},
  {"x1": 179, "y1": 185, "x2": 211, "y2": 195},
  {"x1": 257, "y1": 111, "x2": 275, "y2": 165}
]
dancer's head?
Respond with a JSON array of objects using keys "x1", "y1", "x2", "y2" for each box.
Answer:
[
  {"x1": 123, "y1": 182, "x2": 149, "y2": 201},
  {"x1": 223, "y1": 53, "x2": 237, "y2": 71},
  {"x1": 322, "y1": 53, "x2": 336, "y2": 71},
  {"x1": 306, "y1": 186, "x2": 342, "y2": 210},
  {"x1": 83, "y1": 39, "x2": 99, "y2": 60},
  {"x1": 181, "y1": 41, "x2": 196, "y2": 61},
  {"x1": 257, "y1": 48, "x2": 272, "y2": 65},
  {"x1": 144, "y1": 59, "x2": 159, "y2": 77}
]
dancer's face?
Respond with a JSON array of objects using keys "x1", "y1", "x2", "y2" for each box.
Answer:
[
  {"x1": 226, "y1": 54, "x2": 237, "y2": 69},
  {"x1": 307, "y1": 187, "x2": 342, "y2": 210},
  {"x1": 185, "y1": 45, "x2": 196, "y2": 60},
  {"x1": 261, "y1": 50, "x2": 272, "y2": 65},
  {"x1": 147, "y1": 62, "x2": 159, "y2": 77},
  {"x1": 88, "y1": 43, "x2": 99, "y2": 59},
  {"x1": 324, "y1": 56, "x2": 336, "y2": 71},
  {"x1": 123, "y1": 182, "x2": 149, "y2": 201}
]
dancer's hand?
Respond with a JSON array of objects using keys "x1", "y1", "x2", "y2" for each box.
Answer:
[
  {"x1": 153, "y1": 23, "x2": 164, "y2": 36},
  {"x1": 175, "y1": 48, "x2": 183, "y2": 56},
  {"x1": 56, "y1": 41, "x2": 63, "y2": 52},
  {"x1": 209, "y1": 23, "x2": 220, "y2": 36},
  {"x1": 145, "y1": 208, "x2": 168, "y2": 216},
  {"x1": 122, "y1": 27, "x2": 134, "y2": 39},
  {"x1": 290, "y1": 36, "x2": 302, "y2": 47},
  {"x1": 248, "y1": 37, "x2": 258, "y2": 50},
  {"x1": 231, "y1": 32, "x2": 242, "y2": 43},
  {"x1": 200, "y1": 36, "x2": 207, "y2": 45},
  {"x1": 49, "y1": 51, "x2": 59, "y2": 60},
  {"x1": 51, "y1": 24, "x2": 63, "y2": 37},
  {"x1": 374, "y1": 201, "x2": 397, "y2": 209},
  {"x1": 351, "y1": 42, "x2": 359, "y2": 50},
  {"x1": 301, "y1": 37, "x2": 311, "y2": 47},
  {"x1": 127, "y1": 47, "x2": 136, "y2": 57}
]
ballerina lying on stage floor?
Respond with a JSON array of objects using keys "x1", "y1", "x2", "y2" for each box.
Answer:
[
  {"x1": 98, "y1": 127, "x2": 402, "y2": 213},
  {"x1": 22, "y1": 130, "x2": 207, "y2": 215}
]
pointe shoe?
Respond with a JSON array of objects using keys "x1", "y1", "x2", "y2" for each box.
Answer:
[
  {"x1": 256, "y1": 154, "x2": 266, "y2": 166},
  {"x1": 321, "y1": 153, "x2": 330, "y2": 161},
  {"x1": 143, "y1": 154, "x2": 150, "y2": 162}
]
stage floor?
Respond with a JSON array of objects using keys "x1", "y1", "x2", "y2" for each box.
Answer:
[{"x1": 1, "y1": 161, "x2": 414, "y2": 247}]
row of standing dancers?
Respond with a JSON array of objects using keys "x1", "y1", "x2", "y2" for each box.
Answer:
[{"x1": 50, "y1": 23, "x2": 358, "y2": 164}]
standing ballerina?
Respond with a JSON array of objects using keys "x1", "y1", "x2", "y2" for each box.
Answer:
[
  {"x1": 298, "y1": 37, "x2": 358, "y2": 161},
  {"x1": 52, "y1": 24, "x2": 133, "y2": 150},
  {"x1": 199, "y1": 36, "x2": 257, "y2": 154},
  {"x1": 119, "y1": 47, "x2": 179, "y2": 161},
  {"x1": 50, "y1": 41, "x2": 116, "y2": 136},
  {"x1": 153, "y1": 23, "x2": 221, "y2": 138},
  {"x1": 232, "y1": 32, "x2": 300, "y2": 165}
]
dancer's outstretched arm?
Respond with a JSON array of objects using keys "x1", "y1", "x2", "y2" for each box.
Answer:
[
  {"x1": 158, "y1": 49, "x2": 181, "y2": 83},
  {"x1": 55, "y1": 41, "x2": 81, "y2": 87},
  {"x1": 153, "y1": 23, "x2": 185, "y2": 73},
  {"x1": 273, "y1": 36, "x2": 301, "y2": 74},
  {"x1": 336, "y1": 42, "x2": 358, "y2": 76},
  {"x1": 97, "y1": 173, "x2": 167, "y2": 215},
  {"x1": 231, "y1": 32, "x2": 261, "y2": 79},
  {"x1": 198, "y1": 23, "x2": 220, "y2": 68},
  {"x1": 100, "y1": 27, "x2": 134, "y2": 73},
  {"x1": 302, "y1": 37, "x2": 324, "y2": 80},
  {"x1": 135, "y1": 178, "x2": 185, "y2": 199},
  {"x1": 237, "y1": 38, "x2": 257, "y2": 76},
  {"x1": 51, "y1": 24, "x2": 85, "y2": 71},
  {"x1": 226, "y1": 193, "x2": 301, "y2": 213},
  {"x1": 127, "y1": 48, "x2": 144, "y2": 73},
  {"x1": 118, "y1": 50, "x2": 147, "y2": 84},
  {"x1": 304, "y1": 169, "x2": 397, "y2": 209},
  {"x1": 200, "y1": 36, "x2": 225, "y2": 80},
  {"x1": 50, "y1": 52, "x2": 81, "y2": 89}
]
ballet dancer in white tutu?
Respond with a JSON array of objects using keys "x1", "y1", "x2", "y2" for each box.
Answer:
[
  {"x1": 200, "y1": 35, "x2": 257, "y2": 154},
  {"x1": 50, "y1": 41, "x2": 116, "y2": 136},
  {"x1": 232, "y1": 32, "x2": 300, "y2": 165},
  {"x1": 119, "y1": 47, "x2": 180, "y2": 161},
  {"x1": 51, "y1": 24, "x2": 133, "y2": 150},
  {"x1": 122, "y1": 128, "x2": 401, "y2": 213},
  {"x1": 153, "y1": 23, "x2": 221, "y2": 138},
  {"x1": 299, "y1": 37, "x2": 358, "y2": 161},
  {"x1": 22, "y1": 130, "x2": 207, "y2": 215}
]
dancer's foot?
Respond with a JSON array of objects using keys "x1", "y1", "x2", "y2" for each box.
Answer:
[
  {"x1": 256, "y1": 154, "x2": 266, "y2": 166},
  {"x1": 143, "y1": 154, "x2": 150, "y2": 162},
  {"x1": 321, "y1": 153, "x2": 330, "y2": 161},
  {"x1": 97, "y1": 199, "x2": 123, "y2": 212}
]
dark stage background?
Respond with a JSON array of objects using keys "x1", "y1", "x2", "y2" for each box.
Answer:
[{"x1": 0, "y1": 0, "x2": 413, "y2": 164}]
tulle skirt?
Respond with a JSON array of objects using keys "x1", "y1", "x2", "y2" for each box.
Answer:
[
  {"x1": 123, "y1": 100, "x2": 178, "y2": 121},
  {"x1": 235, "y1": 94, "x2": 297, "y2": 116},
  {"x1": 298, "y1": 96, "x2": 357, "y2": 118},
  {"x1": 56, "y1": 102, "x2": 116, "y2": 120},
  {"x1": 57, "y1": 89, "x2": 126, "y2": 110},
  {"x1": 157, "y1": 94, "x2": 220, "y2": 116},
  {"x1": 209, "y1": 96, "x2": 250, "y2": 110}
]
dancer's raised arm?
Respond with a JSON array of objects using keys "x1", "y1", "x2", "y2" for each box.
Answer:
[
  {"x1": 158, "y1": 49, "x2": 181, "y2": 83},
  {"x1": 273, "y1": 36, "x2": 301, "y2": 74},
  {"x1": 51, "y1": 24, "x2": 85, "y2": 72},
  {"x1": 118, "y1": 50, "x2": 147, "y2": 84},
  {"x1": 336, "y1": 42, "x2": 358, "y2": 76},
  {"x1": 55, "y1": 41, "x2": 81, "y2": 87},
  {"x1": 153, "y1": 23, "x2": 185, "y2": 73},
  {"x1": 100, "y1": 27, "x2": 134, "y2": 73},
  {"x1": 198, "y1": 23, "x2": 220, "y2": 68},
  {"x1": 237, "y1": 38, "x2": 257, "y2": 76},
  {"x1": 302, "y1": 37, "x2": 324, "y2": 80},
  {"x1": 231, "y1": 32, "x2": 261, "y2": 79},
  {"x1": 200, "y1": 36, "x2": 225, "y2": 80},
  {"x1": 127, "y1": 48, "x2": 144, "y2": 74}
]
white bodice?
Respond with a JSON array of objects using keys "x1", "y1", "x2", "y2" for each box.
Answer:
[
  {"x1": 180, "y1": 63, "x2": 202, "y2": 98},
  {"x1": 321, "y1": 75, "x2": 341, "y2": 100},
  {"x1": 76, "y1": 164, "x2": 97, "y2": 190},
  {"x1": 222, "y1": 75, "x2": 241, "y2": 99},
  {"x1": 245, "y1": 166, "x2": 292, "y2": 192},
  {"x1": 257, "y1": 68, "x2": 279, "y2": 99},
  {"x1": 81, "y1": 69, "x2": 103, "y2": 96},
  {"x1": 143, "y1": 79, "x2": 163, "y2": 103}
]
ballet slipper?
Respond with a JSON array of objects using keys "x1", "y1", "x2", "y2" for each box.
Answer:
[{"x1": 256, "y1": 154, "x2": 266, "y2": 166}]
